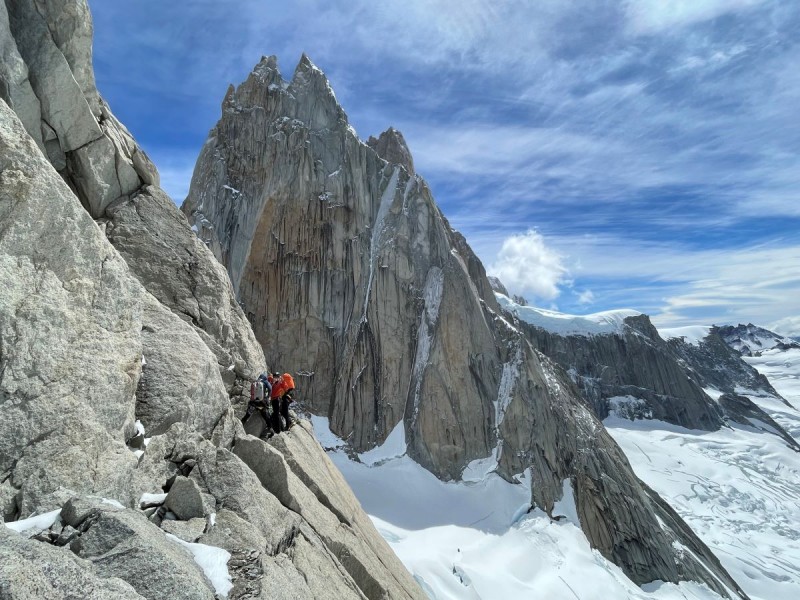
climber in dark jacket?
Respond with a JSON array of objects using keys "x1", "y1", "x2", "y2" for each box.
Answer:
[{"x1": 242, "y1": 372, "x2": 272, "y2": 432}]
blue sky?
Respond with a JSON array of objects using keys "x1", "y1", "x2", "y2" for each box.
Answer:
[{"x1": 91, "y1": 0, "x2": 800, "y2": 334}]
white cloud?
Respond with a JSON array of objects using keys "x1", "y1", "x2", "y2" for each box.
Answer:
[
  {"x1": 540, "y1": 233, "x2": 800, "y2": 329},
  {"x1": 625, "y1": 0, "x2": 767, "y2": 34},
  {"x1": 577, "y1": 289, "x2": 595, "y2": 305},
  {"x1": 488, "y1": 230, "x2": 569, "y2": 302},
  {"x1": 769, "y1": 316, "x2": 800, "y2": 338}
]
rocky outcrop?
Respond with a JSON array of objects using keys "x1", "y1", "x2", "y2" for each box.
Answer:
[
  {"x1": 2, "y1": 0, "x2": 157, "y2": 216},
  {"x1": 0, "y1": 525, "x2": 145, "y2": 600},
  {"x1": 1, "y1": 0, "x2": 263, "y2": 400},
  {"x1": 184, "y1": 55, "x2": 750, "y2": 596},
  {"x1": 717, "y1": 393, "x2": 800, "y2": 451},
  {"x1": 367, "y1": 127, "x2": 414, "y2": 176},
  {"x1": 103, "y1": 185, "x2": 268, "y2": 397},
  {"x1": 522, "y1": 312, "x2": 726, "y2": 428},
  {"x1": 667, "y1": 327, "x2": 782, "y2": 399},
  {"x1": 1, "y1": 3, "x2": 425, "y2": 599},
  {"x1": 501, "y1": 297, "x2": 798, "y2": 450}
]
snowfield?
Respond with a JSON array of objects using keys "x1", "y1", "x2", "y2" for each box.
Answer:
[
  {"x1": 495, "y1": 293, "x2": 641, "y2": 336},
  {"x1": 313, "y1": 346, "x2": 800, "y2": 600},
  {"x1": 315, "y1": 421, "x2": 733, "y2": 600}
]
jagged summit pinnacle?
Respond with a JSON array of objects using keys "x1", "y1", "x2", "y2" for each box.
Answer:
[
  {"x1": 367, "y1": 126, "x2": 415, "y2": 175},
  {"x1": 296, "y1": 52, "x2": 317, "y2": 71},
  {"x1": 221, "y1": 52, "x2": 347, "y2": 131},
  {"x1": 290, "y1": 53, "x2": 336, "y2": 94}
]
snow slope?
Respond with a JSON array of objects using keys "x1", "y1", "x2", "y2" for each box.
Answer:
[
  {"x1": 604, "y1": 345, "x2": 800, "y2": 600},
  {"x1": 313, "y1": 418, "x2": 730, "y2": 600},
  {"x1": 495, "y1": 293, "x2": 641, "y2": 336},
  {"x1": 311, "y1": 341, "x2": 800, "y2": 600}
]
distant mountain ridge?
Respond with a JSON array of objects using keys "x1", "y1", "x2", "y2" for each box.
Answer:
[
  {"x1": 717, "y1": 323, "x2": 800, "y2": 355},
  {"x1": 497, "y1": 294, "x2": 798, "y2": 451}
]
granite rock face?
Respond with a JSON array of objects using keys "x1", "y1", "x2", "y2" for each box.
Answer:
[
  {"x1": 0, "y1": 3, "x2": 425, "y2": 599},
  {"x1": 184, "y1": 55, "x2": 749, "y2": 597},
  {"x1": 104, "y1": 185, "x2": 268, "y2": 397},
  {"x1": 0, "y1": 98, "x2": 143, "y2": 512},
  {"x1": 1, "y1": 0, "x2": 267, "y2": 395},
  {"x1": 2, "y1": 0, "x2": 157, "y2": 216},
  {"x1": 183, "y1": 55, "x2": 501, "y2": 478}
]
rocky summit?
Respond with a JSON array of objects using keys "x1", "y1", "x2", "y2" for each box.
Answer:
[
  {"x1": 0, "y1": 2, "x2": 424, "y2": 598},
  {"x1": 183, "y1": 54, "x2": 752, "y2": 597}
]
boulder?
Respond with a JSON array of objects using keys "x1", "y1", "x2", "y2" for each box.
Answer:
[
  {"x1": 198, "y1": 509, "x2": 268, "y2": 553},
  {"x1": 70, "y1": 509, "x2": 215, "y2": 600},
  {"x1": 164, "y1": 476, "x2": 215, "y2": 520},
  {"x1": 61, "y1": 495, "x2": 125, "y2": 529},
  {"x1": 0, "y1": 526, "x2": 145, "y2": 599},
  {"x1": 160, "y1": 517, "x2": 207, "y2": 543}
]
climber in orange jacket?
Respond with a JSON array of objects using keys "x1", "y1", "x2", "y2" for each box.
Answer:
[{"x1": 270, "y1": 372, "x2": 296, "y2": 433}]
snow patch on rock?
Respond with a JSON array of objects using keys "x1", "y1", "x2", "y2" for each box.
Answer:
[{"x1": 166, "y1": 534, "x2": 233, "y2": 598}]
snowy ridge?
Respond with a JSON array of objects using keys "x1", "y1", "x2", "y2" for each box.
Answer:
[
  {"x1": 496, "y1": 293, "x2": 641, "y2": 336},
  {"x1": 722, "y1": 324, "x2": 797, "y2": 355},
  {"x1": 659, "y1": 325, "x2": 713, "y2": 346}
]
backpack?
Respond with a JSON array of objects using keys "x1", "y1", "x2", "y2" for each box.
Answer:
[
  {"x1": 251, "y1": 380, "x2": 265, "y2": 401},
  {"x1": 282, "y1": 373, "x2": 295, "y2": 392}
]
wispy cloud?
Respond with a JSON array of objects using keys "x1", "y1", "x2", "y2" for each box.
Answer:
[
  {"x1": 624, "y1": 0, "x2": 768, "y2": 34},
  {"x1": 535, "y1": 233, "x2": 800, "y2": 329},
  {"x1": 91, "y1": 0, "x2": 800, "y2": 330}
]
